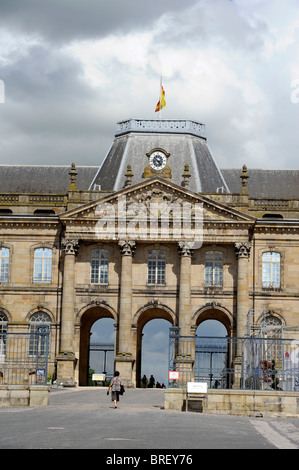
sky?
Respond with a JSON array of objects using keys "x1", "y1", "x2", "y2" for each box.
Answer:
[{"x1": 1, "y1": 0, "x2": 299, "y2": 170}]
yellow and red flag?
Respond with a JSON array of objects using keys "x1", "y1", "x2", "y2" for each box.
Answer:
[{"x1": 155, "y1": 83, "x2": 166, "y2": 112}]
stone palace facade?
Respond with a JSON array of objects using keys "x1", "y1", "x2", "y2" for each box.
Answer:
[{"x1": 0, "y1": 118, "x2": 298, "y2": 386}]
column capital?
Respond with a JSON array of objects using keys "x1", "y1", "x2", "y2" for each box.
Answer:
[
  {"x1": 61, "y1": 238, "x2": 80, "y2": 255},
  {"x1": 177, "y1": 241, "x2": 193, "y2": 257},
  {"x1": 234, "y1": 241, "x2": 251, "y2": 259},
  {"x1": 118, "y1": 239, "x2": 136, "y2": 257}
]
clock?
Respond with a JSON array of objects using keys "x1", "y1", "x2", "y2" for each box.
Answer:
[
  {"x1": 149, "y1": 151, "x2": 167, "y2": 170},
  {"x1": 143, "y1": 148, "x2": 171, "y2": 179}
]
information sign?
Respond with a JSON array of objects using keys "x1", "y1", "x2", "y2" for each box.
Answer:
[
  {"x1": 187, "y1": 382, "x2": 208, "y2": 394},
  {"x1": 92, "y1": 374, "x2": 105, "y2": 381},
  {"x1": 168, "y1": 371, "x2": 180, "y2": 380}
]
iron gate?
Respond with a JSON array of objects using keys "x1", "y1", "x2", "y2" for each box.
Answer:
[
  {"x1": 194, "y1": 337, "x2": 228, "y2": 388},
  {"x1": 168, "y1": 327, "x2": 299, "y2": 391},
  {"x1": 0, "y1": 325, "x2": 50, "y2": 385}
]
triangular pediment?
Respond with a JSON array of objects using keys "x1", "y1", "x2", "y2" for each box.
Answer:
[{"x1": 60, "y1": 177, "x2": 255, "y2": 224}]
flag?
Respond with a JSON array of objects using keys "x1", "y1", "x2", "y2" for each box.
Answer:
[{"x1": 155, "y1": 83, "x2": 166, "y2": 112}]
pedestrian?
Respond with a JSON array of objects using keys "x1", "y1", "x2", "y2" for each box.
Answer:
[
  {"x1": 107, "y1": 371, "x2": 124, "y2": 408},
  {"x1": 141, "y1": 374, "x2": 147, "y2": 388},
  {"x1": 149, "y1": 374, "x2": 155, "y2": 388}
]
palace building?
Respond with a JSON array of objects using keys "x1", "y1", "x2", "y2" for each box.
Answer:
[{"x1": 0, "y1": 118, "x2": 299, "y2": 387}]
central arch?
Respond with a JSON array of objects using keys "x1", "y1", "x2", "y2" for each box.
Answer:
[
  {"x1": 192, "y1": 305, "x2": 233, "y2": 388},
  {"x1": 133, "y1": 304, "x2": 176, "y2": 387},
  {"x1": 192, "y1": 304, "x2": 233, "y2": 335},
  {"x1": 78, "y1": 303, "x2": 116, "y2": 386}
]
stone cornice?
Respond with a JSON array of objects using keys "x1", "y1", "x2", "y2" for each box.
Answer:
[{"x1": 0, "y1": 219, "x2": 59, "y2": 229}]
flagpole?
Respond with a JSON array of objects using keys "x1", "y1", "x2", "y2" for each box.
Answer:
[{"x1": 159, "y1": 76, "x2": 162, "y2": 121}]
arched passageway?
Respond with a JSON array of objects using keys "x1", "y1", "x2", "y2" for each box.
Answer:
[
  {"x1": 134, "y1": 306, "x2": 175, "y2": 387},
  {"x1": 195, "y1": 306, "x2": 232, "y2": 336},
  {"x1": 89, "y1": 317, "x2": 115, "y2": 382},
  {"x1": 79, "y1": 306, "x2": 116, "y2": 385},
  {"x1": 194, "y1": 308, "x2": 231, "y2": 388},
  {"x1": 141, "y1": 319, "x2": 170, "y2": 388}
]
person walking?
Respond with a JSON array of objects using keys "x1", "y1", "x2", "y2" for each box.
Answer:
[
  {"x1": 149, "y1": 374, "x2": 155, "y2": 388},
  {"x1": 107, "y1": 371, "x2": 124, "y2": 408},
  {"x1": 141, "y1": 374, "x2": 147, "y2": 388}
]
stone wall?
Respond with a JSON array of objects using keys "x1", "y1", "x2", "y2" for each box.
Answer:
[
  {"x1": 0, "y1": 385, "x2": 50, "y2": 406},
  {"x1": 164, "y1": 388, "x2": 299, "y2": 417}
]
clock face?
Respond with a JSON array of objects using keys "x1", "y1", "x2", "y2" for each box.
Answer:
[{"x1": 149, "y1": 151, "x2": 167, "y2": 170}]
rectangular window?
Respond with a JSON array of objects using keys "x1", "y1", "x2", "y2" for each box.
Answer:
[
  {"x1": 91, "y1": 249, "x2": 109, "y2": 284},
  {"x1": 0, "y1": 247, "x2": 9, "y2": 282},
  {"x1": 262, "y1": 252, "x2": 280, "y2": 288},
  {"x1": 148, "y1": 250, "x2": 166, "y2": 285},
  {"x1": 33, "y1": 248, "x2": 52, "y2": 283},
  {"x1": 205, "y1": 251, "x2": 223, "y2": 287}
]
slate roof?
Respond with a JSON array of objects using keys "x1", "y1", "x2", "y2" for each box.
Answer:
[
  {"x1": 1, "y1": 119, "x2": 298, "y2": 200},
  {"x1": 0, "y1": 165, "x2": 98, "y2": 194},
  {"x1": 1, "y1": 166, "x2": 298, "y2": 200},
  {"x1": 221, "y1": 169, "x2": 299, "y2": 199},
  {"x1": 89, "y1": 119, "x2": 229, "y2": 193}
]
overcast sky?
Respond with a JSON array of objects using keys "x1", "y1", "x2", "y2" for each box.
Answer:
[{"x1": 1, "y1": 0, "x2": 299, "y2": 170}]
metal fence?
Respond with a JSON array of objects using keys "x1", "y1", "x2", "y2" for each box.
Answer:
[
  {"x1": 0, "y1": 325, "x2": 50, "y2": 385},
  {"x1": 168, "y1": 327, "x2": 299, "y2": 391}
]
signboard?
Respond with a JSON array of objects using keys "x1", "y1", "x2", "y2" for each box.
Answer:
[
  {"x1": 92, "y1": 374, "x2": 105, "y2": 381},
  {"x1": 168, "y1": 371, "x2": 180, "y2": 380},
  {"x1": 187, "y1": 382, "x2": 208, "y2": 394}
]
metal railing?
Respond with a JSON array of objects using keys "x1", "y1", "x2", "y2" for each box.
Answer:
[
  {"x1": 168, "y1": 327, "x2": 299, "y2": 391},
  {"x1": 0, "y1": 325, "x2": 50, "y2": 385}
]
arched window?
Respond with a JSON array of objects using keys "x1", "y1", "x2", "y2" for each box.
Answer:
[
  {"x1": 261, "y1": 315, "x2": 282, "y2": 332},
  {"x1": 205, "y1": 251, "x2": 223, "y2": 286},
  {"x1": 0, "y1": 312, "x2": 8, "y2": 360},
  {"x1": 262, "y1": 252, "x2": 280, "y2": 288},
  {"x1": 0, "y1": 247, "x2": 10, "y2": 282},
  {"x1": 90, "y1": 249, "x2": 109, "y2": 284},
  {"x1": 260, "y1": 315, "x2": 283, "y2": 370},
  {"x1": 29, "y1": 311, "x2": 51, "y2": 357},
  {"x1": 148, "y1": 250, "x2": 166, "y2": 285},
  {"x1": 33, "y1": 248, "x2": 52, "y2": 283}
]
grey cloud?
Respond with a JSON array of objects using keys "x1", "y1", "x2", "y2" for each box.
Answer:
[
  {"x1": 0, "y1": 0, "x2": 298, "y2": 171},
  {"x1": 0, "y1": 0, "x2": 197, "y2": 43},
  {"x1": 0, "y1": 41, "x2": 111, "y2": 165}
]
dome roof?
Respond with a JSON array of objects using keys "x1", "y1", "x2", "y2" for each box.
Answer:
[{"x1": 89, "y1": 118, "x2": 229, "y2": 194}]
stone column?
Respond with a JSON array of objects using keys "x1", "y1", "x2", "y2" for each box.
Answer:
[
  {"x1": 177, "y1": 241, "x2": 193, "y2": 337},
  {"x1": 234, "y1": 242, "x2": 251, "y2": 355},
  {"x1": 56, "y1": 238, "x2": 79, "y2": 386},
  {"x1": 115, "y1": 240, "x2": 136, "y2": 387},
  {"x1": 177, "y1": 241, "x2": 193, "y2": 384}
]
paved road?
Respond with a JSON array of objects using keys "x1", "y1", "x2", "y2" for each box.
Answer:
[{"x1": 0, "y1": 387, "x2": 298, "y2": 454}]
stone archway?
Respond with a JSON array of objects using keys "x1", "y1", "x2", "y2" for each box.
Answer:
[
  {"x1": 78, "y1": 304, "x2": 116, "y2": 386},
  {"x1": 192, "y1": 304, "x2": 233, "y2": 336},
  {"x1": 192, "y1": 305, "x2": 233, "y2": 388},
  {"x1": 133, "y1": 304, "x2": 176, "y2": 387}
]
